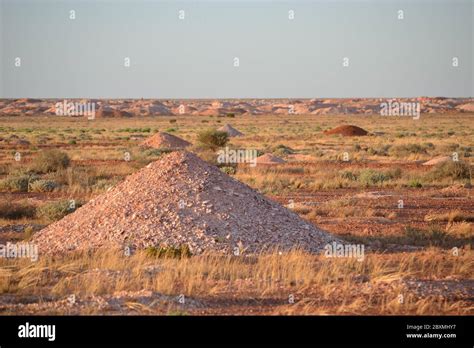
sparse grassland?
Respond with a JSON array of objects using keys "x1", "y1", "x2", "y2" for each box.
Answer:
[{"x1": 0, "y1": 113, "x2": 472, "y2": 315}]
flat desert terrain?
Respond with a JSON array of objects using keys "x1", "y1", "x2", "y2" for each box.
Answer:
[{"x1": 0, "y1": 103, "x2": 472, "y2": 315}]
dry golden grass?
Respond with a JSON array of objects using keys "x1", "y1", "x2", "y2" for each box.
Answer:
[
  {"x1": 0, "y1": 248, "x2": 472, "y2": 314},
  {"x1": 425, "y1": 210, "x2": 474, "y2": 223}
]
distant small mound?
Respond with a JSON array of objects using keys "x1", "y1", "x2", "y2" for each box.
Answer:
[
  {"x1": 457, "y1": 103, "x2": 474, "y2": 113},
  {"x1": 324, "y1": 125, "x2": 368, "y2": 136},
  {"x1": 141, "y1": 132, "x2": 191, "y2": 150},
  {"x1": 218, "y1": 124, "x2": 244, "y2": 137},
  {"x1": 256, "y1": 153, "x2": 286, "y2": 165},
  {"x1": 95, "y1": 108, "x2": 132, "y2": 118},
  {"x1": 422, "y1": 156, "x2": 451, "y2": 166}
]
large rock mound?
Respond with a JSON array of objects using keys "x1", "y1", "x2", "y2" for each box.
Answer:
[
  {"x1": 324, "y1": 125, "x2": 368, "y2": 136},
  {"x1": 141, "y1": 132, "x2": 191, "y2": 149},
  {"x1": 32, "y1": 151, "x2": 338, "y2": 255}
]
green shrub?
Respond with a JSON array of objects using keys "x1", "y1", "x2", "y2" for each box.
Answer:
[
  {"x1": 386, "y1": 167, "x2": 403, "y2": 179},
  {"x1": 340, "y1": 170, "x2": 357, "y2": 181},
  {"x1": 30, "y1": 149, "x2": 70, "y2": 173},
  {"x1": 408, "y1": 178, "x2": 423, "y2": 188},
  {"x1": 145, "y1": 245, "x2": 192, "y2": 259},
  {"x1": 220, "y1": 166, "x2": 236, "y2": 175},
  {"x1": 197, "y1": 129, "x2": 229, "y2": 150},
  {"x1": 92, "y1": 179, "x2": 115, "y2": 191},
  {"x1": 29, "y1": 179, "x2": 59, "y2": 192},
  {"x1": 0, "y1": 201, "x2": 36, "y2": 220},
  {"x1": 36, "y1": 200, "x2": 79, "y2": 222},
  {"x1": 404, "y1": 226, "x2": 447, "y2": 246},
  {"x1": 0, "y1": 175, "x2": 31, "y2": 192},
  {"x1": 389, "y1": 143, "x2": 427, "y2": 157},
  {"x1": 144, "y1": 148, "x2": 172, "y2": 157},
  {"x1": 428, "y1": 161, "x2": 471, "y2": 180},
  {"x1": 367, "y1": 144, "x2": 391, "y2": 156},
  {"x1": 358, "y1": 169, "x2": 391, "y2": 186}
]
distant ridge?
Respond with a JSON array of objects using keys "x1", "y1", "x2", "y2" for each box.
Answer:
[{"x1": 0, "y1": 98, "x2": 472, "y2": 116}]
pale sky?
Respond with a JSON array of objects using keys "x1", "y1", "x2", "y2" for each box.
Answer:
[{"x1": 1, "y1": 0, "x2": 473, "y2": 98}]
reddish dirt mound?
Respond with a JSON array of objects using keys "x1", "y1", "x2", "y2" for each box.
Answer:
[
  {"x1": 256, "y1": 153, "x2": 286, "y2": 165},
  {"x1": 32, "y1": 151, "x2": 338, "y2": 255},
  {"x1": 141, "y1": 132, "x2": 191, "y2": 149},
  {"x1": 324, "y1": 125, "x2": 368, "y2": 136}
]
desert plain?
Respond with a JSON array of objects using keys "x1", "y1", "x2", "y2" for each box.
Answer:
[{"x1": 0, "y1": 98, "x2": 472, "y2": 315}]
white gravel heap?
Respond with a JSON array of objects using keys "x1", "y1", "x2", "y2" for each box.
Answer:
[
  {"x1": 218, "y1": 124, "x2": 244, "y2": 137},
  {"x1": 33, "y1": 151, "x2": 338, "y2": 255}
]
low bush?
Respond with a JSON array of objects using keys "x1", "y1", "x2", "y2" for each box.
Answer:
[
  {"x1": 428, "y1": 161, "x2": 471, "y2": 181},
  {"x1": 358, "y1": 169, "x2": 392, "y2": 186},
  {"x1": 389, "y1": 143, "x2": 427, "y2": 157},
  {"x1": 0, "y1": 175, "x2": 31, "y2": 192},
  {"x1": 197, "y1": 129, "x2": 229, "y2": 150},
  {"x1": 143, "y1": 148, "x2": 172, "y2": 158},
  {"x1": 408, "y1": 178, "x2": 423, "y2": 188},
  {"x1": 220, "y1": 166, "x2": 236, "y2": 175},
  {"x1": 367, "y1": 144, "x2": 391, "y2": 156},
  {"x1": 145, "y1": 245, "x2": 192, "y2": 259},
  {"x1": 29, "y1": 179, "x2": 59, "y2": 192},
  {"x1": 36, "y1": 200, "x2": 80, "y2": 222},
  {"x1": 339, "y1": 170, "x2": 357, "y2": 181},
  {"x1": 30, "y1": 149, "x2": 70, "y2": 173},
  {"x1": 404, "y1": 226, "x2": 447, "y2": 246}
]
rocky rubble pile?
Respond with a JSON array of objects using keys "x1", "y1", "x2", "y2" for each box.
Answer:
[
  {"x1": 33, "y1": 151, "x2": 338, "y2": 255},
  {"x1": 141, "y1": 132, "x2": 191, "y2": 149}
]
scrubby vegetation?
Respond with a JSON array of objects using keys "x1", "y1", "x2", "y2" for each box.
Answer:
[
  {"x1": 197, "y1": 129, "x2": 229, "y2": 150},
  {"x1": 30, "y1": 149, "x2": 70, "y2": 173},
  {"x1": 29, "y1": 179, "x2": 59, "y2": 192},
  {"x1": 0, "y1": 201, "x2": 36, "y2": 220},
  {"x1": 0, "y1": 113, "x2": 472, "y2": 315},
  {"x1": 36, "y1": 200, "x2": 80, "y2": 222},
  {"x1": 428, "y1": 161, "x2": 471, "y2": 181},
  {"x1": 0, "y1": 174, "x2": 31, "y2": 192},
  {"x1": 145, "y1": 245, "x2": 192, "y2": 259}
]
